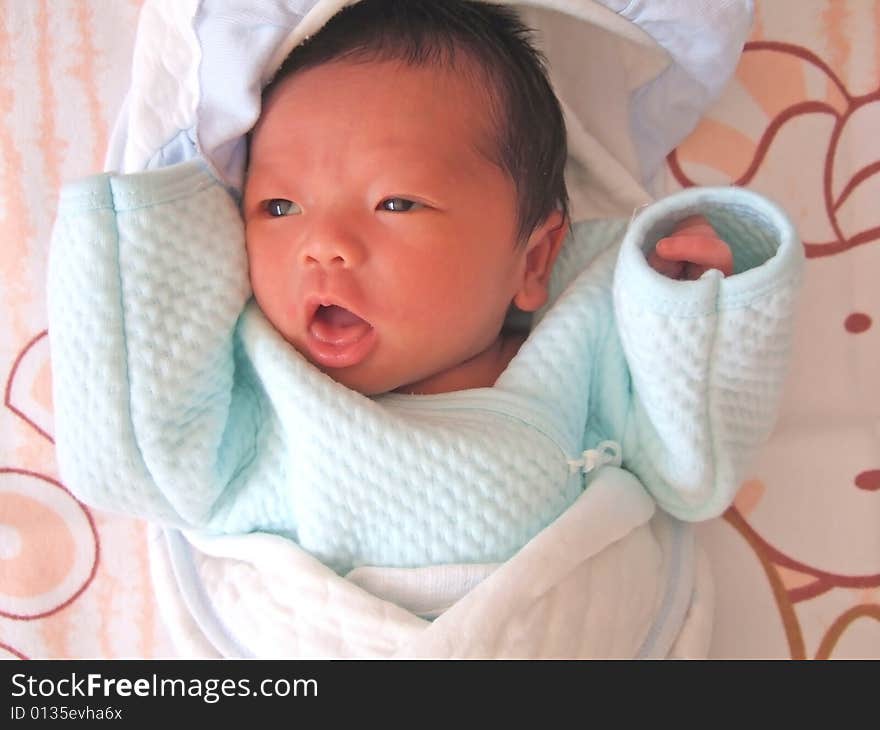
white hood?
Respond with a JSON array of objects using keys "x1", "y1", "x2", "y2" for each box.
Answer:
[{"x1": 106, "y1": 0, "x2": 752, "y2": 221}]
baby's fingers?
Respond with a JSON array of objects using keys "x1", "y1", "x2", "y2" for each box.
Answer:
[
  {"x1": 647, "y1": 248, "x2": 684, "y2": 278},
  {"x1": 655, "y1": 235, "x2": 734, "y2": 277},
  {"x1": 683, "y1": 262, "x2": 713, "y2": 280}
]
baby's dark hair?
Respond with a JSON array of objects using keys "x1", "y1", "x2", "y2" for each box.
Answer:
[{"x1": 263, "y1": 0, "x2": 569, "y2": 243}]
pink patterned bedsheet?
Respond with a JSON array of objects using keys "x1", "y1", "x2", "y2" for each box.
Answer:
[{"x1": 1, "y1": 0, "x2": 877, "y2": 659}]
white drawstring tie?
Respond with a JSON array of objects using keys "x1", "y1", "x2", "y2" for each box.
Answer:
[{"x1": 567, "y1": 440, "x2": 622, "y2": 475}]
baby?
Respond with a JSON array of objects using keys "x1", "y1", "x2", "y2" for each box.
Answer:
[
  {"x1": 48, "y1": 0, "x2": 800, "y2": 575},
  {"x1": 244, "y1": 0, "x2": 733, "y2": 398}
]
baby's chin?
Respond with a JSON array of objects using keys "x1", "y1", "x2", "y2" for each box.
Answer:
[
  {"x1": 313, "y1": 361, "x2": 409, "y2": 397},
  {"x1": 310, "y1": 344, "x2": 509, "y2": 396},
  {"x1": 315, "y1": 359, "x2": 459, "y2": 398}
]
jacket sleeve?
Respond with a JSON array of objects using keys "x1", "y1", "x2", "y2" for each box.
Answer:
[
  {"x1": 593, "y1": 185, "x2": 804, "y2": 520},
  {"x1": 47, "y1": 159, "x2": 260, "y2": 528}
]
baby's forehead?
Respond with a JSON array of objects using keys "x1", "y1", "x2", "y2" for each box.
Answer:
[
  {"x1": 269, "y1": 50, "x2": 498, "y2": 107},
  {"x1": 259, "y1": 54, "x2": 502, "y2": 157}
]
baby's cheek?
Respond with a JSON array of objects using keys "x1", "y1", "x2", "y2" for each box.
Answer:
[
  {"x1": 246, "y1": 240, "x2": 281, "y2": 286},
  {"x1": 399, "y1": 264, "x2": 455, "y2": 309},
  {"x1": 247, "y1": 256, "x2": 285, "y2": 316},
  {"x1": 246, "y1": 255, "x2": 267, "y2": 294}
]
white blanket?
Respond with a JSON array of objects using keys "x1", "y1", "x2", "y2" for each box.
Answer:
[{"x1": 150, "y1": 468, "x2": 713, "y2": 658}]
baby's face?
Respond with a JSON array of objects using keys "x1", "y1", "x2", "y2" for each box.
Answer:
[{"x1": 244, "y1": 58, "x2": 538, "y2": 395}]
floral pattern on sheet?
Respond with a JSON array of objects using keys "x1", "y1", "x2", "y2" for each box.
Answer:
[
  {"x1": 0, "y1": 468, "x2": 99, "y2": 620},
  {"x1": 664, "y1": 1, "x2": 880, "y2": 658},
  {"x1": 668, "y1": 41, "x2": 880, "y2": 258},
  {"x1": 0, "y1": 0, "x2": 173, "y2": 659}
]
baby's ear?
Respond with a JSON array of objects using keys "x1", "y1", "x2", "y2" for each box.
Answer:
[{"x1": 513, "y1": 209, "x2": 568, "y2": 312}]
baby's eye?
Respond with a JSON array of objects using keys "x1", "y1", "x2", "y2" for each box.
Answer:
[
  {"x1": 264, "y1": 199, "x2": 302, "y2": 217},
  {"x1": 379, "y1": 198, "x2": 422, "y2": 213}
]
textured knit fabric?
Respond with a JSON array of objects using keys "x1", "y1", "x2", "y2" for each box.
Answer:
[{"x1": 47, "y1": 158, "x2": 802, "y2": 573}]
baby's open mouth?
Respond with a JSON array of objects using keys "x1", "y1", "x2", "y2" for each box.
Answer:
[
  {"x1": 308, "y1": 305, "x2": 373, "y2": 346},
  {"x1": 304, "y1": 303, "x2": 377, "y2": 369}
]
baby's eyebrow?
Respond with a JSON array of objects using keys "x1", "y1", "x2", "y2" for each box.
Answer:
[{"x1": 242, "y1": 164, "x2": 291, "y2": 189}]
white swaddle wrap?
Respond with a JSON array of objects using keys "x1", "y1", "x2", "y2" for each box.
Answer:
[{"x1": 100, "y1": 0, "x2": 756, "y2": 657}]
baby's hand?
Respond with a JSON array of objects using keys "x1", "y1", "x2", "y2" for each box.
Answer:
[{"x1": 647, "y1": 215, "x2": 734, "y2": 280}]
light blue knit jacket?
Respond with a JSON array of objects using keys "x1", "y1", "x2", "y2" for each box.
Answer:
[{"x1": 47, "y1": 158, "x2": 803, "y2": 573}]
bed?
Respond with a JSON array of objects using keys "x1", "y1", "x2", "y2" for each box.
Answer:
[{"x1": 1, "y1": 0, "x2": 877, "y2": 659}]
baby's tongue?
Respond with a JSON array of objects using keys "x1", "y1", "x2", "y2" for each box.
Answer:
[
  {"x1": 309, "y1": 305, "x2": 371, "y2": 345},
  {"x1": 321, "y1": 304, "x2": 363, "y2": 326}
]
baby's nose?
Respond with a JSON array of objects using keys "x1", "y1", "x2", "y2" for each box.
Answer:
[{"x1": 300, "y1": 227, "x2": 365, "y2": 268}]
